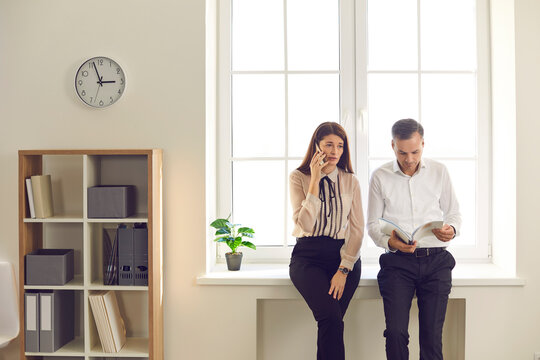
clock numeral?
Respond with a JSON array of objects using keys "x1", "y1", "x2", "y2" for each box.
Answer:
[
  {"x1": 78, "y1": 80, "x2": 83, "y2": 86},
  {"x1": 98, "y1": 59, "x2": 104, "y2": 66},
  {"x1": 116, "y1": 68, "x2": 121, "y2": 74},
  {"x1": 82, "y1": 71, "x2": 89, "y2": 77},
  {"x1": 90, "y1": 97, "x2": 94, "y2": 103},
  {"x1": 120, "y1": 78, "x2": 124, "y2": 85},
  {"x1": 110, "y1": 97, "x2": 114, "y2": 104},
  {"x1": 99, "y1": 100, "x2": 104, "y2": 106},
  {"x1": 81, "y1": 90, "x2": 86, "y2": 97},
  {"x1": 118, "y1": 89, "x2": 122, "y2": 95}
]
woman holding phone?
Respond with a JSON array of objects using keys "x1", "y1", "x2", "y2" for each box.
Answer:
[{"x1": 289, "y1": 122, "x2": 364, "y2": 360}]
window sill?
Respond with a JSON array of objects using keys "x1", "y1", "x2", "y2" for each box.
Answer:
[{"x1": 196, "y1": 263, "x2": 525, "y2": 287}]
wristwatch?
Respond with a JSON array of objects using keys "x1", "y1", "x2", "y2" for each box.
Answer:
[{"x1": 338, "y1": 267, "x2": 350, "y2": 275}]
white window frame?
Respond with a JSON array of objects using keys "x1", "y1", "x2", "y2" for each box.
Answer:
[{"x1": 215, "y1": 0, "x2": 492, "y2": 264}]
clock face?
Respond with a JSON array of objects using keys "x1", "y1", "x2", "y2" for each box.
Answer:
[{"x1": 75, "y1": 57, "x2": 126, "y2": 108}]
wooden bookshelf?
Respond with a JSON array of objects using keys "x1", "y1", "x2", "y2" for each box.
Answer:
[{"x1": 18, "y1": 149, "x2": 163, "y2": 360}]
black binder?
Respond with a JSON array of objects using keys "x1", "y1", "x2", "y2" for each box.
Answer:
[{"x1": 118, "y1": 223, "x2": 148, "y2": 286}]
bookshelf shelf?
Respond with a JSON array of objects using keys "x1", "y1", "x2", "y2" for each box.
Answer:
[
  {"x1": 24, "y1": 274, "x2": 85, "y2": 290},
  {"x1": 25, "y1": 336, "x2": 85, "y2": 356},
  {"x1": 89, "y1": 337, "x2": 149, "y2": 357},
  {"x1": 19, "y1": 149, "x2": 163, "y2": 360},
  {"x1": 86, "y1": 214, "x2": 148, "y2": 223},
  {"x1": 23, "y1": 214, "x2": 84, "y2": 223},
  {"x1": 88, "y1": 281, "x2": 148, "y2": 291}
]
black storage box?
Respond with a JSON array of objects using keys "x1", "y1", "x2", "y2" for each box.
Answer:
[
  {"x1": 88, "y1": 185, "x2": 136, "y2": 218},
  {"x1": 25, "y1": 249, "x2": 74, "y2": 285}
]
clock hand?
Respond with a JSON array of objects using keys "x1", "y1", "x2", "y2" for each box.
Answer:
[
  {"x1": 92, "y1": 62, "x2": 103, "y2": 86},
  {"x1": 100, "y1": 80, "x2": 116, "y2": 84},
  {"x1": 94, "y1": 80, "x2": 101, "y2": 103},
  {"x1": 96, "y1": 76, "x2": 104, "y2": 86}
]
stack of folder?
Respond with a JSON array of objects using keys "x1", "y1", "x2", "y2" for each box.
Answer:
[
  {"x1": 89, "y1": 290, "x2": 126, "y2": 353},
  {"x1": 24, "y1": 290, "x2": 74, "y2": 352}
]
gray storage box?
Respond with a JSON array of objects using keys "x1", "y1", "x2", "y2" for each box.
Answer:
[
  {"x1": 88, "y1": 185, "x2": 136, "y2": 218},
  {"x1": 26, "y1": 249, "x2": 74, "y2": 285}
]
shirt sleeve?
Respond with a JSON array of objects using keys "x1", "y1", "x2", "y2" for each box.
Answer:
[
  {"x1": 340, "y1": 176, "x2": 364, "y2": 270},
  {"x1": 289, "y1": 171, "x2": 321, "y2": 233},
  {"x1": 367, "y1": 172, "x2": 392, "y2": 251},
  {"x1": 440, "y1": 165, "x2": 462, "y2": 235}
]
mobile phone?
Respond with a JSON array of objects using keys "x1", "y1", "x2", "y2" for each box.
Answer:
[{"x1": 316, "y1": 144, "x2": 327, "y2": 164}]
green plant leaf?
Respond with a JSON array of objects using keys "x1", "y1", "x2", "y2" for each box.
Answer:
[
  {"x1": 230, "y1": 237, "x2": 242, "y2": 251},
  {"x1": 237, "y1": 227, "x2": 254, "y2": 234},
  {"x1": 239, "y1": 232, "x2": 254, "y2": 238},
  {"x1": 241, "y1": 241, "x2": 256, "y2": 250},
  {"x1": 215, "y1": 228, "x2": 230, "y2": 235},
  {"x1": 210, "y1": 219, "x2": 229, "y2": 228}
]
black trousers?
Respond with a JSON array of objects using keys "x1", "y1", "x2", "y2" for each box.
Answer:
[
  {"x1": 289, "y1": 236, "x2": 361, "y2": 360},
  {"x1": 377, "y1": 249, "x2": 456, "y2": 360}
]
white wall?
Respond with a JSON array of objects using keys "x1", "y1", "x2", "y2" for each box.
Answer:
[{"x1": 1, "y1": 0, "x2": 539, "y2": 359}]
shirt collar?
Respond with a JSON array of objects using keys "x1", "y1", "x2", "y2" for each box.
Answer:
[
  {"x1": 321, "y1": 167, "x2": 339, "y2": 182},
  {"x1": 392, "y1": 159, "x2": 426, "y2": 176}
]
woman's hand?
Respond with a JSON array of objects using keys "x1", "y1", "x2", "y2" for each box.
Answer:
[
  {"x1": 308, "y1": 149, "x2": 327, "y2": 196},
  {"x1": 328, "y1": 270, "x2": 347, "y2": 300},
  {"x1": 310, "y1": 149, "x2": 327, "y2": 179}
]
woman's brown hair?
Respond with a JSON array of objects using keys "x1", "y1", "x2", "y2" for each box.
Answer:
[{"x1": 296, "y1": 122, "x2": 354, "y2": 175}]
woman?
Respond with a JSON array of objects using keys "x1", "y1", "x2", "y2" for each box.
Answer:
[{"x1": 289, "y1": 122, "x2": 364, "y2": 360}]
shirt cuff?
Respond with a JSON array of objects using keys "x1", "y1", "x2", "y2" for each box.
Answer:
[
  {"x1": 339, "y1": 259, "x2": 355, "y2": 271},
  {"x1": 450, "y1": 225, "x2": 457, "y2": 239},
  {"x1": 382, "y1": 235, "x2": 397, "y2": 252}
]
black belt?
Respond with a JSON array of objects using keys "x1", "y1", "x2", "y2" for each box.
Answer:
[{"x1": 395, "y1": 247, "x2": 446, "y2": 258}]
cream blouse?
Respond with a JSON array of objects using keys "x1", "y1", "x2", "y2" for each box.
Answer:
[{"x1": 290, "y1": 167, "x2": 364, "y2": 270}]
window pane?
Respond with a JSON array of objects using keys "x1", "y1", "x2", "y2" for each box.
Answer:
[
  {"x1": 287, "y1": 0, "x2": 339, "y2": 71},
  {"x1": 287, "y1": 160, "x2": 303, "y2": 245},
  {"x1": 421, "y1": 74, "x2": 476, "y2": 158},
  {"x1": 420, "y1": 0, "x2": 476, "y2": 70},
  {"x1": 233, "y1": 161, "x2": 285, "y2": 246},
  {"x1": 368, "y1": 74, "x2": 419, "y2": 157},
  {"x1": 232, "y1": 0, "x2": 284, "y2": 71},
  {"x1": 288, "y1": 74, "x2": 340, "y2": 157},
  {"x1": 368, "y1": 0, "x2": 417, "y2": 70},
  {"x1": 232, "y1": 74, "x2": 285, "y2": 157},
  {"x1": 440, "y1": 160, "x2": 476, "y2": 246}
]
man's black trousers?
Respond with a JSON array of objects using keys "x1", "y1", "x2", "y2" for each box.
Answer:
[{"x1": 377, "y1": 249, "x2": 456, "y2": 360}]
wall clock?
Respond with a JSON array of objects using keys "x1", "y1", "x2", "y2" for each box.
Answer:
[{"x1": 75, "y1": 56, "x2": 126, "y2": 108}]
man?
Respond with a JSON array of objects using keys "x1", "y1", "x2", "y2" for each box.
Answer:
[{"x1": 367, "y1": 119, "x2": 461, "y2": 360}]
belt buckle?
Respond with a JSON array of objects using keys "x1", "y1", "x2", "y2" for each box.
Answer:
[{"x1": 415, "y1": 248, "x2": 429, "y2": 258}]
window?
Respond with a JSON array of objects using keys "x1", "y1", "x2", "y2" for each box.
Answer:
[{"x1": 217, "y1": 0, "x2": 491, "y2": 262}]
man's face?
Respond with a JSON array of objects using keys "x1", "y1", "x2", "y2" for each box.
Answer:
[{"x1": 392, "y1": 131, "x2": 424, "y2": 175}]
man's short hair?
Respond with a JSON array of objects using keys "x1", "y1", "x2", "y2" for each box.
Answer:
[{"x1": 392, "y1": 119, "x2": 424, "y2": 140}]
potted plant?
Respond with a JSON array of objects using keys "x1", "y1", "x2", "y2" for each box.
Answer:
[{"x1": 210, "y1": 215, "x2": 256, "y2": 271}]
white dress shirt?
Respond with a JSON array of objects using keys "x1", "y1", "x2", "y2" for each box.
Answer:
[
  {"x1": 290, "y1": 167, "x2": 364, "y2": 270},
  {"x1": 367, "y1": 158, "x2": 461, "y2": 251}
]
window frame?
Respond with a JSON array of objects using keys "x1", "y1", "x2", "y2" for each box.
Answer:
[{"x1": 215, "y1": 0, "x2": 492, "y2": 263}]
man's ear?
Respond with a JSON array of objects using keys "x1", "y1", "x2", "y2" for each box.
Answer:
[{"x1": 391, "y1": 139, "x2": 395, "y2": 150}]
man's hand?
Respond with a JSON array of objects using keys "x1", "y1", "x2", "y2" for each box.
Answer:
[
  {"x1": 432, "y1": 224, "x2": 455, "y2": 242},
  {"x1": 328, "y1": 270, "x2": 347, "y2": 300},
  {"x1": 388, "y1": 230, "x2": 417, "y2": 253}
]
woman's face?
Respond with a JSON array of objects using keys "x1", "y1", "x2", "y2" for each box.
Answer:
[{"x1": 318, "y1": 134, "x2": 344, "y2": 166}]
